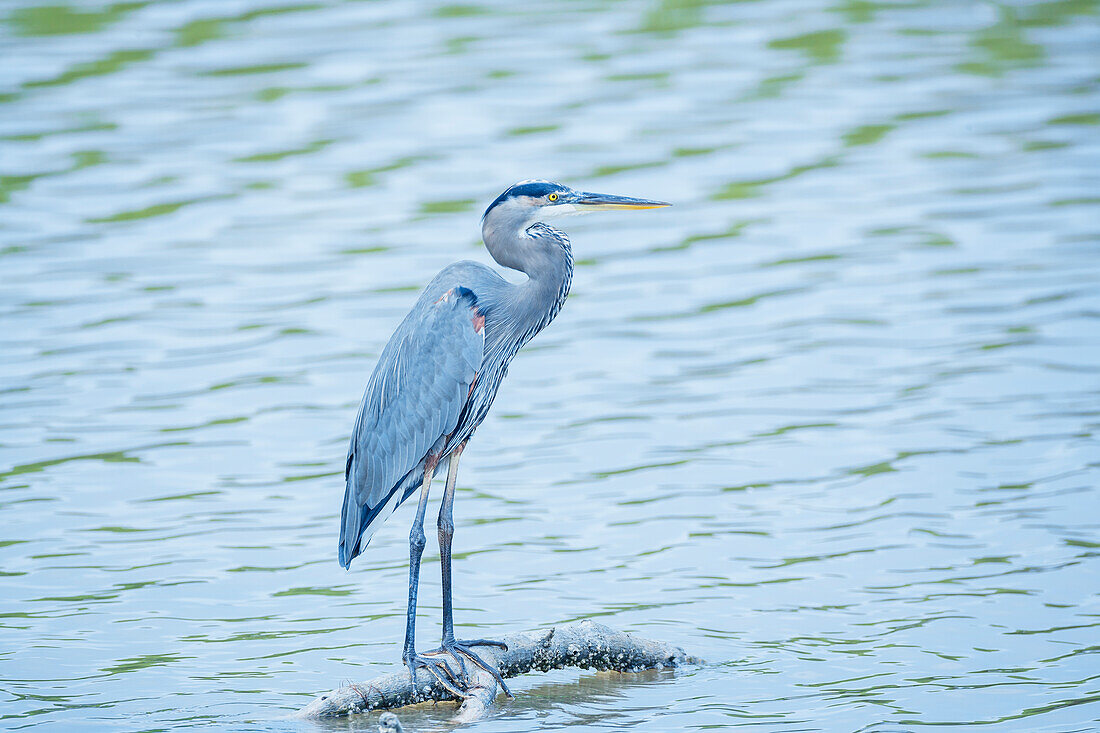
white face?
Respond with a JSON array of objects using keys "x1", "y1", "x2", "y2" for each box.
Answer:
[
  {"x1": 513, "y1": 193, "x2": 586, "y2": 220},
  {"x1": 538, "y1": 202, "x2": 582, "y2": 218}
]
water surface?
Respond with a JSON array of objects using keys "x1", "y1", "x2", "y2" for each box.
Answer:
[{"x1": 2, "y1": 0, "x2": 1099, "y2": 731}]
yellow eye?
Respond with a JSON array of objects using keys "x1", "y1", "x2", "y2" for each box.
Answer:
[{"x1": 548, "y1": 193, "x2": 558, "y2": 202}]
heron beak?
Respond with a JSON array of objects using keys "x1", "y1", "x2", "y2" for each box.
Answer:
[{"x1": 571, "y1": 191, "x2": 671, "y2": 210}]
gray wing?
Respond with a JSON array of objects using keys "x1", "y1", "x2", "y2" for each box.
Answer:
[{"x1": 339, "y1": 286, "x2": 484, "y2": 568}]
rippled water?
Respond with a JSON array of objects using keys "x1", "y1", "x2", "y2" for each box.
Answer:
[{"x1": 3, "y1": 1, "x2": 1099, "y2": 731}]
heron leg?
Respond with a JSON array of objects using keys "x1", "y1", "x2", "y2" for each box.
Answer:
[
  {"x1": 426, "y1": 443, "x2": 514, "y2": 698},
  {"x1": 438, "y1": 442, "x2": 463, "y2": 645},
  {"x1": 401, "y1": 457, "x2": 464, "y2": 698}
]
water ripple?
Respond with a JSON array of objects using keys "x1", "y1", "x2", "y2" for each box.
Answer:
[{"x1": 2, "y1": 0, "x2": 1099, "y2": 731}]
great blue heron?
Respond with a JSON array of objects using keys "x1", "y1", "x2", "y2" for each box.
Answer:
[{"x1": 339, "y1": 180, "x2": 669, "y2": 696}]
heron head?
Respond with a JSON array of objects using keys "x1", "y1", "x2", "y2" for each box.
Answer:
[
  {"x1": 482, "y1": 180, "x2": 670, "y2": 226},
  {"x1": 480, "y1": 180, "x2": 669, "y2": 273}
]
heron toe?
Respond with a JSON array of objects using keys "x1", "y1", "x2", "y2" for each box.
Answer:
[
  {"x1": 404, "y1": 650, "x2": 467, "y2": 698},
  {"x1": 436, "y1": 638, "x2": 513, "y2": 699}
]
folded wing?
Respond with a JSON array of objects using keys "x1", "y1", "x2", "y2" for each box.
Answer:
[{"x1": 339, "y1": 287, "x2": 484, "y2": 568}]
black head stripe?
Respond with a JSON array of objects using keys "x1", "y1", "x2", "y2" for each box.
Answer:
[{"x1": 483, "y1": 180, "x2": 568, "y2": 217}]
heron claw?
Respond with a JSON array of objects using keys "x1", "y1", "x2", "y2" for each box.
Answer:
[
  {"x1": 404, "y1": 650, "x2": 466, "y2": 699},
  {"x1": 440, "y1": 638, "x2": 513, "y2": 699}
]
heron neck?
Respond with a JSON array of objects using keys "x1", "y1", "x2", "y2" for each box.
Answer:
[
  {"x1": 482, "y1": 217, "x2": 573, "y2": 335},
  {"x1": 518, "y1": 229, "x2": 573, "y2": 324}
]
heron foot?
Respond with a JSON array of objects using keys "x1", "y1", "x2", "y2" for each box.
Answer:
[
  {"x1": 427, "y1": 638, "x2": 513, "y2": 699},
  {"x1": 403, "y1": 649, "x2": 466, "y2": 699}
]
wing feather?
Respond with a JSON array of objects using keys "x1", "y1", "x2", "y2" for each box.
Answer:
[{"x1": 339, "y1": 286, "x2": 483, "y2": 568}]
